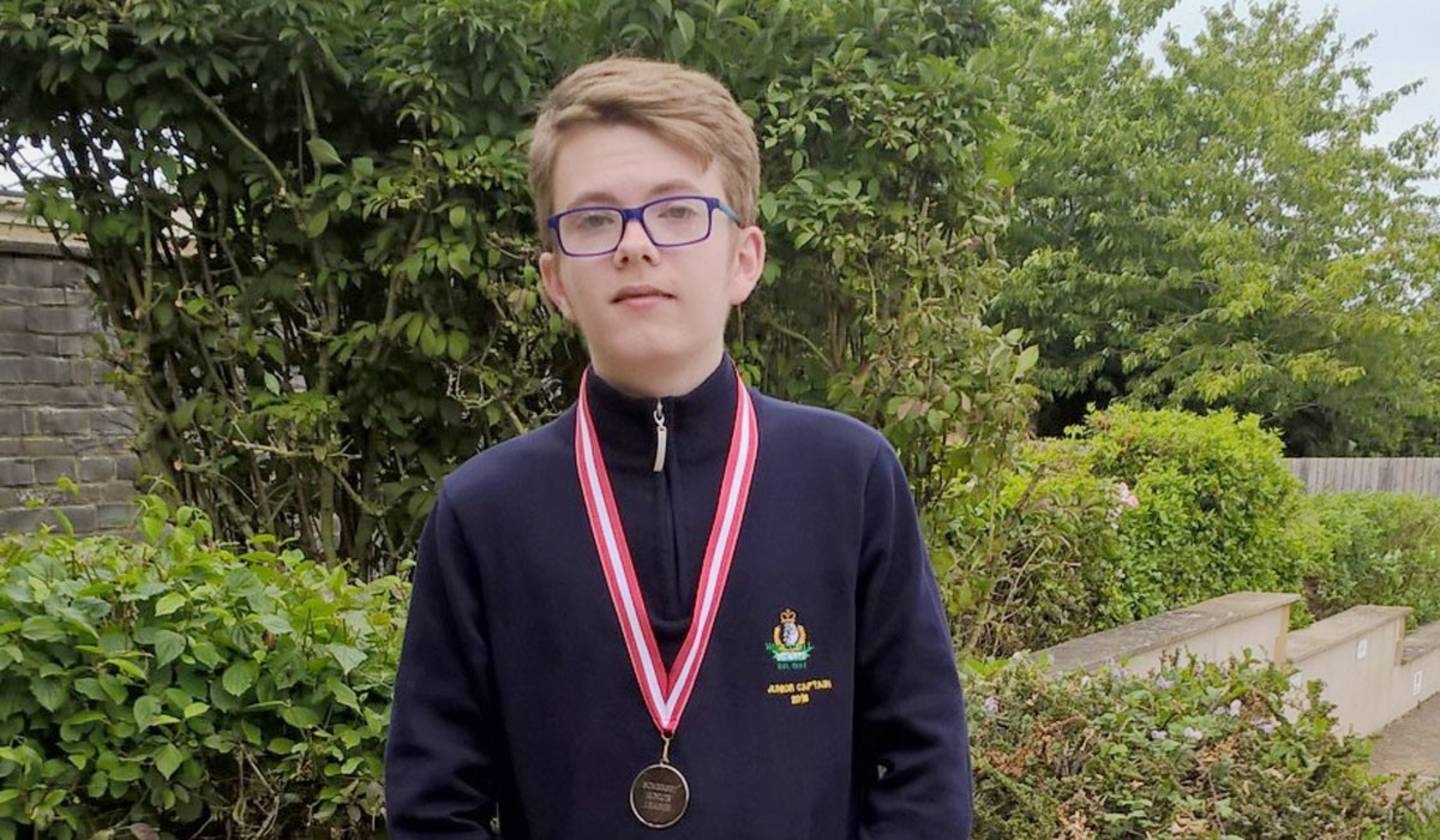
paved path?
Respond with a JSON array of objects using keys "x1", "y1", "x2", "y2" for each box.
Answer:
[{"x1": 1371, "y1": 694, "x2": 1440, "y2": 805}]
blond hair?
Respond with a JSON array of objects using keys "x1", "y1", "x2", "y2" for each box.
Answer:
[{"x1": 528, "y1": 57, "x2": 761, "y2": 242}]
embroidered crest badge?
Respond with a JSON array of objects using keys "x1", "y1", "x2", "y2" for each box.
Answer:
[{"x1": 766, "y1": 608, "x2": 812, "y2": 670}]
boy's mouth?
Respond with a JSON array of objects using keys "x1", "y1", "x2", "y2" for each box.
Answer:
[{"x1": 612, "y1": 284, "x2": 675, "y2": 304}]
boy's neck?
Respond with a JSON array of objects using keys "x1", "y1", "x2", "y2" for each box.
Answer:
[{"x1": 591, "y1": 347, "x2": 726, "y2": 399}]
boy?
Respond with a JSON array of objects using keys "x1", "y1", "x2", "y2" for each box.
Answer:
[{"x1": 385, "y1": 57, "x2": 973, "y2": 838}]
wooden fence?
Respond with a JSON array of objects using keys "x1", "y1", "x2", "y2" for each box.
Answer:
[{"x1": 1286, "y1": 458, "x2": 1440, "y2": 496}]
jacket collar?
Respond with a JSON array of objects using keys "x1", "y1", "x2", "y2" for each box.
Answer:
[{"x1": 585, "y1": 356, "x2": 738, "y2": 473}]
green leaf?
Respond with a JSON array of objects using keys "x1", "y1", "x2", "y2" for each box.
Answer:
[
  {"x1": 153, "y1": 630, "x2": 187, "y2": 667},
  {"x1": 110, "y1": 761, "x2": 142, "y2": 782},
  {"x1": 324, "y1": 643, "x2": 366, "y2": 675},
  {"x1": 1015, "y1": 345, "x2": 1040, "y2": 378},
  {"x1": 134, "y1": 695, "x2": 163, "y2": 730},
  {"x1": 351, "y1": 157, "x2": 374, "y2": 178},
  {"x1": 222, "y1": 660, "x2": 258, "y2": 696},
  {"x1": 21, "y1": 616, "x2": 65, "y2": 642},
  {"x1": 326, "y1": 677, "x2": 359, "y2": 711},
  {"x1": 108, "y1": 657, "x2": 146, "y2": 680},
  {"x1": 675, "y1": 10, "x2": 696, "y2": 47},
  {"x1": 154, "y1": 593, "x2": 185, "y2": 617},
  {"x1": 105, "y1": 74, "x2": 129, "y2": 102},
  {"x1": 282, "y1": 704, "x2": 322, "y2": 729},
  {"x1": 263, "y1": 372, "x2": 281, "y2": 396},
  {"x1": 257, "y1": 613, "x2": 293, "y2": 634},
  {"x1": 31, "y1": 677, "x2": 65, "y2": 713},
  {"x1": 267, "y1": 737, "x2": 295, "y2": 755},
  {"x1": 191, "y1": 640, "x2": 222, "y2": 668},
  {"x1": 305, "y1": 209, "x2": 330, "y2": 238},
  {"x1": 98, "y1": 673, "x2": 128, "y2": 704},
  {"x1": 668, "y1": 26, "x2": 691, "y2": 58},
  {"x1": 449, "y1": 205, "x2": 467, "y2": 228},
  {"x1": 85, "y1": 771, "x2": 108, "y2": 798},
  {"x1": 306, "y1": 137, "x2": 342, "y2": 166},
  {"x1": 183, "y1": 702, "x2": 209, "y2": 719},
  {"x1": 154, "y1": 743, "x2": 184, "y2": 779},
  {"x1": 446, "y1": 331, "x2": 470, "y2": 361}
]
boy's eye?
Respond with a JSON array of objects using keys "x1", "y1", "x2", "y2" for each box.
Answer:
[
  {"x1": 656, "y1": 203, "x2": 698, "y2": 220},
  {"x1": 575, "y1": 211, "x2": 618, "y2": 229}
]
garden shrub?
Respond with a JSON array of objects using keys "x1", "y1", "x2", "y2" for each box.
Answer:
[
  {"x1": 938, "y1": 406, "x2": 1440, "y2": 659},
  {"x1": 965, "y1": 653, "x2": 1437, "y2": 838},
  {"x1": 1077, "y1": 406, "x2": 1314, "y2": 623},
  {"x1": 5, "y1": 497, "x2": 1437, "y2": 838},
  {"x1": 1303, "y1": 493, "x2": 1440, "y2": 627},
  {"x1": 936, "y1": 438, "x2": 1128, "y2": 656},
  {"x1": 0, "y1": 497, "x2": 402, "y2": 838}
]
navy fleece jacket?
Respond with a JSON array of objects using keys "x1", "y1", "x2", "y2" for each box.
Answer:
[{"x1": 385, "y1": 357, "x2": 973, "y2": 838}]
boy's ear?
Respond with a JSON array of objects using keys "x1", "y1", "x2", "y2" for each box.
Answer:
[
  {"x1": 728, "y1": 225, "x2": 766, "y2": 306},
  {"x1": 539, "y1": 251, "x2": 574, "y2": 321}
]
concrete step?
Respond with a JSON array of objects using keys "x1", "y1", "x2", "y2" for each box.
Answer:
[
  {"x1": 1402, "y1": 619, "x2": 1440, "y2": 665},
  {"x1": 1286, "y1": 605, "x2": 1412, "y2": 664},
  {"x1": 1040, "y1": 592, "x2": 1299, "y2": 673}
]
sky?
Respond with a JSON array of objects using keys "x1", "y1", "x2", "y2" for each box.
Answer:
[{"x1": 1152, "y1": 0, "x2": 1440, "y2": 148}]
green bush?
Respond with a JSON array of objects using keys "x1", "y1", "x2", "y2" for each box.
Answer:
[
  {"x1": 0, "y1": 497, "x2": 402, "y2": 838},
  {"x1": 938, "y1": 406, "x2": 1314, "y2": 655},
  {"x1": 1079, "y1": 405, "x2": 1313, "y2": 623},
  {"x1": 1303, "y1": 493, "x2": 1440, "y2": 628},
  {"x1": 965, "y1": 654, "x2": 1437, "y2": 838},
  {"x1": 936, "y1": 438, "x2": 1127, "y2": 656}
]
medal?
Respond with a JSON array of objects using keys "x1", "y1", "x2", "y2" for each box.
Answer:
[
  {"x1": 629, "y1": 735, "x2": 689, "y2": 828},
  {"x1": 575, "y1": 368, "x2": 758, "y2": 829}
]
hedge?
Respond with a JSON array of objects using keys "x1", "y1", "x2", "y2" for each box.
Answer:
[
  {"x1": 0, "y1": 497, "x2": 400, "y2": 838},
  {"x1": 1302, "y1": 493, "x2": 1440, "y2": 628},
  {"x1": 4, "y1": 497, "x2": 1437, "y2": 837}
]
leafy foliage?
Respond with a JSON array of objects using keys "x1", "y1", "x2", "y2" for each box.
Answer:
[
  {"x1": 0, "y1": 496, "x2": 401, "y2": 838},
  {"x1": 1303, "y1": 492, "x2": 1440, "y2": 628},
  {"x1": 936, "y1": 405, "x2": 1314, "y2": 655},
  {"x1": 966, "y1": 653, "x2": 1436, "y2": 838},
  {"x1": 0, "y1": 0, "x2": 1032, "y2": 574},
  {"x1": 1079, "y1": 405, "x2": 1314, "y2": 623},
  {"x1": 935, "y1": 437, "x2": 1128, "y2": 656},
  {"x1": 989, "y1": 0, "x2": 1440, "y2": 455}
]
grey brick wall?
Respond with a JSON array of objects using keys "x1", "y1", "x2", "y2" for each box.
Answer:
[{"x1": 0, "y1": 247, "x2": 138, "y2": 534}]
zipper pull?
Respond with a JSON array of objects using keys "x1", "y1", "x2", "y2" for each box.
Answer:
[{"x1": 652, "y1": 401, "x2": 668, "y2": 473}]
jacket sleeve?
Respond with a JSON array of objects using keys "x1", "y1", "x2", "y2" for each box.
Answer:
[
  {"x1": 385, "y1": 482, "x2": 505, "y2": 837},
  {"x1": 854, "y1": 443, "x2": 974, "y2": 839}
]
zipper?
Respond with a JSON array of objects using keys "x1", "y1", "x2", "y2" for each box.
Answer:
[{"x1": 652, "y1": 401, "x2": 668, "y2": 473}]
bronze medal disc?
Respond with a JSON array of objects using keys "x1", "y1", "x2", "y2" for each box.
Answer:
[{"x1": 630, "y1": 763, "x2": 690, "y2": 829}]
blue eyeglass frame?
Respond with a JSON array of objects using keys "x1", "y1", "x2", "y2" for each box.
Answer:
[{"x1": 546, "y1": 195, "x2": 742, "y2": 257}]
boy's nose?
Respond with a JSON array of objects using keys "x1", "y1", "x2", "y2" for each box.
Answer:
[{"x1": 613, "y1": 217, "x2": 660, "y2": 267}]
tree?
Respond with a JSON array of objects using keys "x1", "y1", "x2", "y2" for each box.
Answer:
[
  {"x1": 0, "y1": 0, "x2": 1036, "y2": 571},
  {"x1": 989, "y1": 0, "x2": 1440, "y2": 455}
]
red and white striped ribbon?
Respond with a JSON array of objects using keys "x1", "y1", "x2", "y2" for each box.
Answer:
[{"x1": 574, "y1": 369, "x2": 759, "y2": 735}]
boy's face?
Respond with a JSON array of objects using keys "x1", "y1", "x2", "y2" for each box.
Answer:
[{"x1": 539, "y1": 122, "x2": 764, "y2": 387}]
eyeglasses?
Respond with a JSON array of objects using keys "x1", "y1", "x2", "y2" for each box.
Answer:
[{"x1": 547, "y1": 195, "x2": 741, "y2": 257}]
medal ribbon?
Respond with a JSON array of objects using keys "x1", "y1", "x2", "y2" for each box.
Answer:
[{"x1": 575, "y1": 368, "x2": 758, "y2": 735}]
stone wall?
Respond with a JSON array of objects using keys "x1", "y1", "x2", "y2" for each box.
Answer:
[{"x1": 0, "y1": 239, "x2": 138, "y2": 533}]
